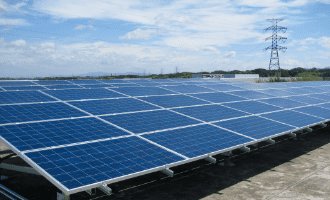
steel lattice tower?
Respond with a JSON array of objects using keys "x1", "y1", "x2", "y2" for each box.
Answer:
[{"x1": 264, "y1": 19, "x2": 287, "y2": 76}]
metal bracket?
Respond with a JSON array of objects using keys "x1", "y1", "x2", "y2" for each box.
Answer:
[
  {"x1": 320, "y1": 123, "x2": 327, "y2": 128},
  {"x1": 85, "y1": 188, "x2": 96, "y2": 196},
  {"x1": 239, "y1": 146, "x2": 250, "y2": 152},
  {"x1": 204, "y1": 155, "x2": 216, "y2": 164},
  {"x1": 161, "y1": 167, "x2": 174, "y2": 177},
  {"x1": 98, "y1": 183, "x2": 112, "y2": 196},
  {"x1": 266, "y1": 138, "x2": 275, "y2": 145},
  {"x1": 222, "y1": 151, "x2": 232, "y2": 157},
  {"x1": 305, "y1": 128, "x2": 312, "y2": 132},
  {"x1": 288, "y1": 132, "x2": 296, "y2": 138}
]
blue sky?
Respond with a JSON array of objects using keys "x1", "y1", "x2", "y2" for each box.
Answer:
[{"x1": 0, "y1": 0, "x2": 330, "y2": 78}]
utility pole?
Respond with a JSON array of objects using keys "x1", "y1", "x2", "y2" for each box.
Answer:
[
  {"x1": 264, "y1": 19, "x2": 287, "y2": 78},
  {"x1": 175, "y1": 67, "x2": 178, "y2": 73}
]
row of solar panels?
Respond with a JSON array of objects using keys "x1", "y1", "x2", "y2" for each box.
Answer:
[{"x1": 0, "y1": 80, "x2": 330, "y2": 195}]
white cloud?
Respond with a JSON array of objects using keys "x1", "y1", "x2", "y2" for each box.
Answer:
[
  {"x1": 225, "y1": 51, "x2": 236, "y2": 58},
  {"x1": 74, "y1": 25, "x2": 96, "y2": 31},
  {"x1": 120, "y1": 28, "x2": 162, "y2": 40},
  {"x1": 316, "y1": 0, "x2": 330, "y2": 4},
  {"x1": 0, "y1": 18, "x2": 30, "y2": 26},
  {"x1": 297, "y1": 46, "x2": 308, "y2": 51},
  {"x1": 318, "y1": 37, "x2": 330, "y2": 48}
]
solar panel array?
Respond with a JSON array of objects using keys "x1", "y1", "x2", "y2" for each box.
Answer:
[{"x1": 1, "y1": 78, "x2": 330, "y2": 195}]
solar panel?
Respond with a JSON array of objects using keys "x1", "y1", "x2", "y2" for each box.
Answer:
[
  {"x1": 257, "y1": 83, "x2": 288, "y2": 89},
  {"x1": 101, "y1": 110, "x2": 201, "y2": 134},
  {"x1": 201, "y1": 84, "x2": 244, "y2": 92},
  {"x1": 98, "y1": 80, "x2": 128, "y2": 84},
  {"x1": 227, "y1": 90, "x2": 275, "y2": 99},
  {"x1": 111, "y1": 83, "x2": 139, "y2": 87},
  {"x1": 223, "y1": 100, "x2": 282, "y2": 114},
  {"x1": 293, "y1": 106, "x2": 330, "y2": 119},
  {"x1": 261, "y1": 110, "x2": 324, "y2": 128},
  {"x1": 298, "y1": 87, "x2": 329, "y2": 93},
  {"x1": 25, "y1": 136, "x2": 184, "y2": 190},
  {"x1": 317, "y1": 102, "x2": 330, "y2": 110},
  {"x1": 69, "y1": 98, "x2": 159, "y2": 115},
  {"x1": 0, "y1": 117, "x2": 130, "y2": 151},
  {"x1": 35, "y1": 81, "x2": 72, "y2": 85},
  {"x1": 214, "y1": 116, "x2": 294, "y2": 139},
  {"x1": 173, "y1": 105, "x2": 249, "y2": 122},
  {"x1": 285, "y1": 95, "x2": 327, "y2": 104},
  {"x1": 138, "y1": 95, "x2": 209, "y2": 108},
  {"x1": 136, "y1": 82, "x2": 162, "y2": 87},
  {"x1": 0, "y1": 81, "x2": 36, "y2": 87},
  {"x1": 67, "y1": 80, "x2": 101, "y2": 85},
  {"x1": 258, "y1": 89, "x2": 295, "y2": 97},
  {"x1": 44, "y1": 85, "x2": 83, "y2": 90},
  {"x1": 160, "y1": 85, "x2": 215, "y2": 94},
  {"x1": 0, "y1": 102, "x2": 88, "y2": 125},
  {"x1": 283, "y1": 88, "x2": 312, "y2": 95},
  {"x1": 110, "y1": 87, "x2": 177, "y2": 97},
  {"x1": 43, "y1": 88, "x2": 125, "y2": 101},
  {"x1": 189, "y1": 92, "x2": 248, "y2": 103},
  {"x1": 310, "y1": 93, "x2": 330, "y2": 101},
  {"x1": 258, "y1": 98, "x2": 307, "y2": 109},
  {"x1": 236, "y1": 84, "x2": 266, "y2": 90},
  {"x1": 3, "y1": 86, "x2": 46, "y2": 91},
  {"x1": 0, "y1": 91, "x2": 56, "y2": 105},
  {"x1": 80, "y1": 84, "x2": 113, "y2": 88},
  {"x1": 142, "y1": 124, "x2": 252, "y2": 158}
]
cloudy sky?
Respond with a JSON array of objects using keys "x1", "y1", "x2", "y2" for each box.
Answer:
[{"x1": 0, "y1": 0, "x2": 330, "y2": 78}]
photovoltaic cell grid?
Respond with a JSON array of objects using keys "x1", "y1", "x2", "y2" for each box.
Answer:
[
  {"x1": 202, "y1": 84, "x2": 244, "y2": 92},
  {"x1": 43, "y1": 88, "x2": 125, "y2": 101},
  {"x1": 311, "y1": 93, "x2": 330, "y2": 101},
  {"x1": 3, "y1": 86, "x2": 46, "y2": 91},
  {"x1": 138, "y1": 95, "x2": 209, "y2": 108},
  {"x1": 142, "y1": 124, "x2": 252, "y2": 158},
  {"x1": 110, "y1": 87, "x2": 177, "y2": 96},
  {"x1": 68, "y1": 80, "x2": 101, "y2": 85},
  {"x1": 261, "y1": 110, "x2": 323, "y2": 128},
  {"x1": 69, "y1": 98, "x2": 159, "y2": 115},
  {"x1": 44, "y1": 85, "x2": 83, "y2": 90},
  {"x1": 0, "y1": 81, "x2": 36, "y2": 87},
  {"x1": 258, "y1": 89, "x2": 295, "y2": 97},
  {"x1": 161, "y1": 85, "x2": 215, "y2": 94},
  {"x1": 80, "y1": 84, "x2": 113, "y2": 89},
  {"x1": 293, "y1": 106, "x2": 330, "y2": 119},
  {"x1": 228, "y1": 90, "x2": 275, "y2": 99},
  {"x1": 0, "y1": 91, "x2": 56, "y2": 104},
  {"x1": 223, "y1": 101, "x2": 282, "y2": 114},
  {"x1": 101, "y1": 110, "x2": 201, "y2": 134},
  {"x1": 189, "y1": 92, "x2": 248, "y2": 103},
  {"x1": 35, "y1": 81, "x2": 73, "y2": 85},
  {"x1": 0, "y1": 117, "x2": 130, "y2": 151},
  {"x1": 317, "y1": 103, "x2": 330, "y2": 110},
  {"x1": 25, "y1": 136, "x2": 184, "y2": 189},
  {"x1": 259, "y1": 98, "x2": 308, "y2": 109},
  {"x1": 0, "y1": 103, "x2": 88, "y2": 125},
  {"x1": 285, "y1": 95, "x2": 327, "y2": 104},
  {"x1": 111, "y1": 83, "x2": 139, "y2": 87},
  {"x1": 214, "y1": 116, "x2": 295, "y2": 139},
  {"x1": 173, "y1": 105, "x2": 249, "y2": 122}
]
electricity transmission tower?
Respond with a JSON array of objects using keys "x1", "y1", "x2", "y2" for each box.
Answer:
[{"x1": 264, "y1": 19, "x2": 287, "y2": 77}]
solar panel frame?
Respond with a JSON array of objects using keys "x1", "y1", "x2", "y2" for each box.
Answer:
[
  {"x1": 2, "y1": 86, "x2": 47, "y2": 91},
  {"x1": 0, "y1": 91, "x2": 57, "y2": 105},
  {"x1": 0, "y1": 81, "x2": 37, "y2": 87}
]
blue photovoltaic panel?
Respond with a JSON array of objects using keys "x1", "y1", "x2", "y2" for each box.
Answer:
[
  {"x1": 68, "y1": 80, "x2": 101, "y2": 85},
  {"x1": 44, "y1": 85, "x2": 83, "y2": 90},
  {"x1": 259, "y1": 98, "x2": 308, "y2": 109},
  {"x1": 189, "y1": 92, "x2": 248, "y2": 103},
  {"x1": 298, "y1": 87, "x2": 328, "y2": 93},
  {"x1": 0, "y1": 81, "x2": 36, "y2": 87},
  {"x1": 0, "y1": 91, "x2": 56, "y2": 104},
  {"x1": 173, "y1": 105, "x2": 248, "y2": 122},
  {"x1": 319, "y1": 86, "x2": 330, "y2": 91},
  {"x1": 0, "y1": 102, "x2": 87, "y2": 125},
  {"x1": 285, "y1": 95, "x2": 327, "y2": 104},
  {"x1": 139, "y1": 95, "x2": 209, "y2": 108},
  {"x1": 136, "y1": 82, "x2": 162, "y2": 87},
  {"x1": 293, "y1": 106, "x2": 330, "y2": 119},
  {"x1": 283, "y1": 88, "x2": 311, "y2": 95},
  {"x1": 110, "y1": 87, "x2": 177, "y2": 96},
  {"x1": 80, "y1": 84, "x2": 112, "y2": 88},
  {"x1": 25, "y1": 136, "x2": 184, "y2": 190},
  {"x1": 311, "y1": 93, "x2": 330, "y2": 101},
  {"x1": 236, "y1": 84, "x2": 266, "y2": 90},
  {"x1": 214, "y1": 116, "x2": 294, "y2": 139},
  {"x1": 69, "y1": 98, "x2": 159, "y2": 115},
  {"x1": 161, "y1": 85, "x2": 215, "y2": 94},
  {"x1": 111, "y1": 83, "x2": 139, "y2": 87},
  {"x1": 202, "y1": 84, "x2": 244, "y2": 92},
  {"x1": 261, "y1": 110, "x2": 323, "y2": 128},
  {"x1": 223, "y1": 100, "x2": 282, "y2": 114},
  {"x1": 317, "y1": 103, "x2": 330, "y2": 110},
  {"x1": 227, "y1": 90, "x2": 275, "y2": 99},
  {"x1": 35, "y1": 81, "x2": 72, "y2": 85},
  {"x1": 150, "y1": 79, "x2": 176, "y2": 83},
  {"x1": 3, "y1": 86, "x2": 46, "y2": 91},
  {"x1": 142, "y1": 124, "x2": 252, "y2": 158},
  {"x1": 98, "y1": 80, "x2": 128, "y2": 84},
  {"x1": 101, "y1": 110, "x2": 201, "y2": 134},
  {"x1": 43, "y1": 88, "x2": 125, "y2": 101},
  {"x1": 182, "y1": 82, "x2": 204, "y2": 85},
  {"x1": 258, "y1": 89, "x2": 294, "y2": 97},
  {"x1": 0, "y1": 117, "x2": 130, "y2": 151},
  {"x1": 258, "y1": 83, "x2": 288, "y2": 89}
]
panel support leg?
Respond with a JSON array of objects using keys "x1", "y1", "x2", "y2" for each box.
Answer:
[
  {"x1": 161, "y1": 167, "x2": 174, "y2": 177},
  {"x1": 57, "y1": 192, "x2": 70, "y2": 200},
  {"x1": 204, "y1": 155, "x2": 216, "y2": 164},
  {"x1": 219, "y1": 151, "x2": 235, "y2": 167}
]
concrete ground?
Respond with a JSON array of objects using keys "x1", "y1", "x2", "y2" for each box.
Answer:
[{"x1": 0, "y1": 125, "x2": 329, "y2": 200}]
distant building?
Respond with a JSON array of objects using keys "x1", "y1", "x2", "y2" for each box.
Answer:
[
  {"x1": 223, "y1": 74, "x2": 259, "y2": 79},
  {"x1": 191, "y1": 74, "x2": 223, "y2": 78}
]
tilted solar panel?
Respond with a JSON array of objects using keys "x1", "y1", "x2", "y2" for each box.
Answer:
[
  {"x1": 0, "y1": 81, "x2": 36, "y2": 87},
  {"x1": 189, "y1": 92, "x2": 248, "y2": 103},
  {"x1": 285, "y1": 95, "x2": 327, "y2": 104},
  {"x1": 35, "y1": 81, "x2": 73, "y2": 85},
  {"x1": 110, "y1": 87, "x2": 177, "y2": 97},
  {"x1": 258, "y1": 98, "x2": 307, "y2": 109},
  {"x1": 293, "y1": 106, "x2": 330, "y2": 119},
  {"x1": 201, "y1": 84, "x2": 244, "y2": 92},
  {"x1": 227, "y1": 90, "x2": 275, "y2": 99},
  {"x1": 3, "y1": 86, "x2": 46, "y2": 91},
  {"x1": 160, "y1": 85, "x2": 215, "y2": 94},
  {"x1": 223, "y1": 100, "x2": 282, "y2": 114},
  {"x1": 0, "y1": 91, "x2": 56, "y2": 105},
  {"x1": 44, "y1": 85, "x2": 83, "y2": 90},
  {"x1": 139, "y1": 94, "x2": 209, "y2": 108}
]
